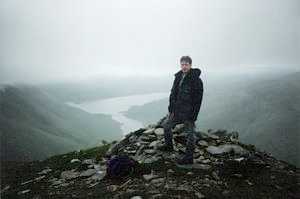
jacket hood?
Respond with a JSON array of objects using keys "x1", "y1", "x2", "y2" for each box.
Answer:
[{"x1": 175, "y1": 68, "x2": 201, "y2": 78}]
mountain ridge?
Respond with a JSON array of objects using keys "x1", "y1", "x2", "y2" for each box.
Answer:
[
  {"x1": 1, "y1": 116, "x2": 299, "y2": 198},
  {"x1": 0, "y1": 84, "x2": 123, "y2": 162}
]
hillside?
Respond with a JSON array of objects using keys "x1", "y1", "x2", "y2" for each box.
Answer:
[
  {"x1": 124, "y1": 72, "x2": 300, "y2": 167},
  {"x1": 1, "y1": 116, "x2": 299, "y2": 199},
  {"x1": 0, "y1": 85, "x2": 123, "y2": 162},
  {"x1": 40, "y1": 76, "x2": 171, "y2": 103}
]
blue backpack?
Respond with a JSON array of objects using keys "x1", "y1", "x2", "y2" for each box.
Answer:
[{"x1": 106, "y1": 155, "x2": 137, "y2": 178}]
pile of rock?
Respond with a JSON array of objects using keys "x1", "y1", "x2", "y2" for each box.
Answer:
[
  {"x1": 105, "y1": 115, "x2": 252, "y2": 170},
  {"x1": 4, "y1": 115, "x2": 298, "y2": 199},
  {"x1": 99, "y1": 116, "x2": 299, "y2": 198},
  {"x1": 53, "y1": 158, "x2": 107, "y2": 188}
]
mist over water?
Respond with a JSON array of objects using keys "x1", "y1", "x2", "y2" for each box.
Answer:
[{"x1": 67, "y1": 92, "x2": 169, "y2": 135}]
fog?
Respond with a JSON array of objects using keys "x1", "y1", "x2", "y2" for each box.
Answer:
[{"x1": 0, "y1": 0, "x2": 299, "y2": 84}]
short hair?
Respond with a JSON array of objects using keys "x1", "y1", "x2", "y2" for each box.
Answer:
[{"x1": 180, "y1": 56, "x2": 192, "y2": 65}]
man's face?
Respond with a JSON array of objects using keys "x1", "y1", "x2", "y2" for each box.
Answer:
[{"x1": 180, "y1": 61, "x2": 191, "y2": 73}]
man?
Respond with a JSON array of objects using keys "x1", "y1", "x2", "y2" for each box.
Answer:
[{"x1": 157, "y1": 55, "x2": 204, "y2": 164}]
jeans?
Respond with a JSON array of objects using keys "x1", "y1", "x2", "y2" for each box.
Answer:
[{"x1": 162, "y1": 113, "x2": 196, "y2": 155}]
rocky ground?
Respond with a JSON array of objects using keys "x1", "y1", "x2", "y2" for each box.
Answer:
[{"x1": 1, "y1": 116, "x2": 299, "y2": 199}]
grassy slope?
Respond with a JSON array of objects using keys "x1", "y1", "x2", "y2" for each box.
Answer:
[{"x1": 0, "y1": 85, "x2": 122, "y2": 162}]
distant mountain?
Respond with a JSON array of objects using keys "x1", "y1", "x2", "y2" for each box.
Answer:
[
  {"x1": 40, "y1": 76, "x2": 171, "y2": 103},
  {"x1": 0, "y1": 85, "x2": 123, "y2": 162},
  {"x1": 232, "y1": 72, "x2": 300, "y2": 167},
  {"x1": 123, "y1": 72, "x2": 300, "y2": 166}
]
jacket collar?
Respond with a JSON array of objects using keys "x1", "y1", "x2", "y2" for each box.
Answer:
[{"x1": 174, "y1": 68, "x2": 201, "y2": 78}]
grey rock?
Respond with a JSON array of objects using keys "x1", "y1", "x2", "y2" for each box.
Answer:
[
  {"x1": 144, "y1": 149, "x2": 156, "y2": 154},
  {"x1": 131, "y1": 196, "x2": 143, "y2": 199},
  {"x1": 144, "y1": 156, "x2": 162, "y2": 164},
  {"x1": 149, "y1": 140, "x2": 160, "y2": 148},
  {"x1": 177, "y1": 163, "x2": 211, "y2": 170},
  {"x1": 143, "y1": 128, "x2": 155, "y2": 135},
  {"x1": 98, "y1": 164, "x2": 107, "y2": 171},
  {"x1": 88, "y1": 164, "x2": 94, "y2": 169},
  {"x1": 201, "y1": 159, "x2": 211, "y2": 164},
  {"x1": 232, "y1": 173, "x2": 243, "y2": 178},
  {"x1": 61, "y1": 170, "x2": 80, "y2": 180},
  {"x1": 34, "y1": 175, "x2": 45, "y2": 182},
  {"x1": 176, "y1": 184, "x2": 190, "y2": 191},
  {"x1": 150, "y1": 194, "x2": 164, "y2": 199},
  {"x1": 129, "y1": 135, "x2": 138, "y2": 143},
  {"x1": 198, "y1": 140, "x2": 208, "y2": 147},
  {"x1": 198, "y1": 156, "x2": 205, "y2": 160},
  {"x1": 194, "y1": 149, "x2": 205, "y2": 155},
  {"x1": 37, "y1": 167, "x2": 52, "y2": 175},
  {"x1": 172, "y1": 124, "x2": 185, "y2": 133},
  {"x1": 150, "y1": 177, "x2": 165, "y2": 187},
  {"x1": 107, "y1": 184, "x2": 119, "y2": 192},
  {"x1": 70, "y1": 159, "x2": 81, "y2": 164},
  {"x1": 135, "y1": 145, "x2": 146, "y2": 156},
  {"x1": 88, "y1": 182, "x2": 100, "y2": 188},
  {"x1": 21, "y1": 179, "x2": 34, "y2": 185},
  {"x1": 0, "y1": 185, "x2": 10, "y2": 193},
  {"x1": 208, "y1": 134, "x2": 219, "y2": 139},
  {"x1": 160, "y1": 152, "x2": 176, "y2": 161},
  {"x1": 234, "y1": 157, "x2": 245, "y2": 162},
  {"x1": 50, "y1": 178, "x2": 64, "y2": 186},
  {"x1": 154, "y1": 128, "x2": 164, "y2": 136},
  {"x1": 139, "y1": 135, "x2": 156, "y2": 142},
  {"x1": 17, "y1": 189, "x2": 30, "y2": 195},
  {"x1": 206, "y1": 144, "x2": 248, "y2": 155},
  {"x1": 90, "y1": 170, "x2": 106, "y2": 181},
  {"x1": 200, "y1": 132, "x2": 209, "y2": 139},
  {"x1": 195, "y1": 192, "x2": 205, "y2": 198},
  {"x1": 143, "y1": 173, "x2": 160, "y2": 181},
  {"x1": 82, "y1": 159, "x2": 95, "y2": 165},
  {"x1": 245, "y1": 179, "x2": 254, "y2": 186},
  {"x1": 212, "y1": 171, "x2": 220, "y2": 180},
  {"x1": 80, "y1": 169, "x2": 96, "y2": 177},
  {"x1": 164, "y1": 182, "x2": 177, "y2": 190},
  {"x1": 124, "y1": 149, "x2": 137, "y2": 154}
]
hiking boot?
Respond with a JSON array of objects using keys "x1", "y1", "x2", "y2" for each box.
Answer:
[
  {"x1": 176, "y1": 154, "x2": 193, "y2": 165},
  {"x1": 157, "y1": 144, "x2": 174, "y2": 152}
]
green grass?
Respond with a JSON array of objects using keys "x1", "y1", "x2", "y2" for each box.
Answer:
[{"x1": 41, "y1": 143, "x2": 113, "y2": 171}]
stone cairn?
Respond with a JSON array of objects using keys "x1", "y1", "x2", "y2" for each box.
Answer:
[
  {"x1": 11, "y1": 115, "x2": 297, "y2": 199},
  {"x1": 105, "y1": 115, "x2": 251, "y2": 170}
]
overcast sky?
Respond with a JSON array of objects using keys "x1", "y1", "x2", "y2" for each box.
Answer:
[{"x1": 0, "y1": 0, "x2": 299, "y2": 83}]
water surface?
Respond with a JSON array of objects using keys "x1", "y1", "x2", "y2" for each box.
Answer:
[{"x1": 67, "y1": 92, "x2": 168, "y2": 135}]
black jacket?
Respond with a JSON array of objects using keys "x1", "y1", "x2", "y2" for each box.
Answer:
[{"x1": 168, "y1": 68, "x2": 203, "y2": 122}]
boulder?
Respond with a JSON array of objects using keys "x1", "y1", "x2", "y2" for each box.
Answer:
[{"x1": 206, "y1": 144, "x2": 248, "y2": 155}]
